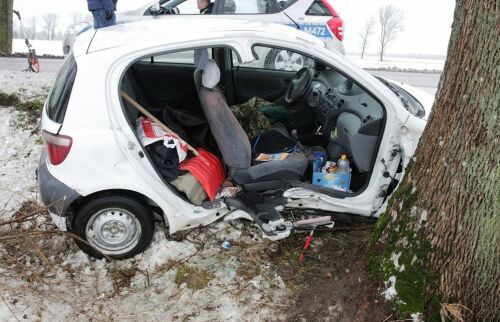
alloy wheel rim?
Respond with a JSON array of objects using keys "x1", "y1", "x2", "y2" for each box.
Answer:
[{"x1": 274, "y1": 50, "x2": 304, "y2": 71}]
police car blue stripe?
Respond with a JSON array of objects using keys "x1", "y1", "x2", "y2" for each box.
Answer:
[{"x1": 285, "y1": 23, "x2": 333, "y2": 39}]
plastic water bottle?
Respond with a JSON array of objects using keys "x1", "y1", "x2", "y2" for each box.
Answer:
[
  {"x1": 313, "y1": 151, "x2": 325, "y2": 173},
  {"x1": 337, "y1": 154, "x2": 350, "y2": 174}
]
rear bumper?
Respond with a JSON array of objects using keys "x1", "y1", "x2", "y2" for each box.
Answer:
[{"x1": 37, "y1": 151, "x2": 81, "y2": 217}]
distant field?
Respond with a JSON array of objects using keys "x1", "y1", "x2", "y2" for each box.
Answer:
[
  {"x1": 12, "y1": 39, "x2": 64, "y2": 57},
  {"x1": 346, "y1": 54, "x2": 445, "y2": 72}
]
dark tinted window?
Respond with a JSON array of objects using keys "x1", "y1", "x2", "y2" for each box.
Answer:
[
  {"x1": 276, "y1": 0, "x2": 299, "y2": 10},
  {"x1": 306, "y1": 0, "x2": 331, "y2": 16},
  {"x1": 47, "y1": 54, "x2": 77, "y2": 123}
]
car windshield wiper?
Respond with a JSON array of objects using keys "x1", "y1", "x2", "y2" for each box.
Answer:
[{"x1": 376, "y1": 77, "x2": 410, "y2": 109}]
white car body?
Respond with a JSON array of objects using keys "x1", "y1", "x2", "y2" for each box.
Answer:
[
  {"x1": 63, "y1": 0, "x2": 345, "y2": 56},
  {"x1": 43, "y1": 18, "x2": 432, "y2": 257}
]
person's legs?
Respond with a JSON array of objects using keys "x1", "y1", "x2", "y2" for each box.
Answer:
[
  {"x1": 92, "y1": 9, "x2": 104, "y2": 29},
  {"x1": 106, "y1": 13, "x2": 116, "y2": 27},
  {"x1": 92, "y1": 9, "x2": 115, "y2": 29}
]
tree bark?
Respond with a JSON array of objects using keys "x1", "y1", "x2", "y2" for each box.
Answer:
[
  {"x1": 0, "y1": 0, "x2": 13, "y2": 54},
  {"x1": 368, "y1": 0, "x2": 499, "y2": 321}
]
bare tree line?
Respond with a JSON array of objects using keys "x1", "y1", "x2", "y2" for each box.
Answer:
[
  {"x1": 358, "y1": 4, "x2": 405, "y2": 61},
  {"x1": 43, "y1": 13, "x2": 58, "y2": 40},
  {"x1": 12, "y1": 11, "x2": 87, "y2": 41}
]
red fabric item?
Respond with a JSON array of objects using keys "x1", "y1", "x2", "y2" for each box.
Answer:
[{"x1": 179, "y1": 149, "x2": 225, "y2": 201}]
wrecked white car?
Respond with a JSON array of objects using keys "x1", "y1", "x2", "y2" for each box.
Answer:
[{"x1": 39, "y1": 18, "x2": 432, "y2": 259}]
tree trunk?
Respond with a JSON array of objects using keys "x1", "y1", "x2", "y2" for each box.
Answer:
[
  {"x1": 379, "y1": 47, "x2": 384, "y2": 61},
  {"x1": 0, "y1": 0, "x2": 13, "y2": 54},
  {"x1": 368, "y1": 1, "x2": 499, "y2": 321}
]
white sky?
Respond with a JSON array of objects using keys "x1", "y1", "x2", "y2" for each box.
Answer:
[
  {"x1": 330, "y1": 0, "x2": 455, "y2": 56},
  {"x1": 12, "y1": 0, "x2": 455, "y2": 57}
]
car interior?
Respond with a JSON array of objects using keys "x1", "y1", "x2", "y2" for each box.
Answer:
[{"x1": 120, "y1": 46, "x2": 386, "y2": 213}]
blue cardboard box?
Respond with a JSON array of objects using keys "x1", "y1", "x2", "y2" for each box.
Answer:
[{"x1": 312, "y1": 171, "x2": 351, "y2": 192}]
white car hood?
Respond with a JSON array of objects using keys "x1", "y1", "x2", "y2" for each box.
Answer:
[{"x1": 383, "y1": 78, "x2": 435, "y2": 121}]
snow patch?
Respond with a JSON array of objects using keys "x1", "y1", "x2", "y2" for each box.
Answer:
[
  {"x1": 390, "y1": 252, "x2": 405, "y2": 272},
  {"x1": 0, "y1": 107, "x2": 44, "y2": 212},
  {"x1": 381, "y1": 276, "x2": 397, "y2": 301},
  {"x1": 411, "y1": 312, "x2": 424, "y2": 321},
  {"x1": 0, "y1": 71, "x2": 55, "y2": 101},
  {"x1": 419, "y1": 210, "x2": 428, "y2": 227},
  {"x1": 137, "y1": 232, "x2": 198, "y2": 271}
]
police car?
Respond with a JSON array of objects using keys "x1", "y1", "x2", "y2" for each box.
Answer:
[{"x1": 63, "y1": 0, "x2": 345, "y2": 68}]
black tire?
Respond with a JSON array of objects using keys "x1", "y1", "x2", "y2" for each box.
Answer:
[{"x1": 73, "y1": 195, "x2": 155, "y2": 259}]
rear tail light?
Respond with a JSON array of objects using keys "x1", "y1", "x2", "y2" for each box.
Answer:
[
  {"x1": 42, "y1": 130, "x2": 73, "y2": 165},
  {"x1": 327, "y1": 17, "x2": 344, "y2": 41},
  {"x1": 320, "y1": 0, "x2": 344, "y2": 41}
]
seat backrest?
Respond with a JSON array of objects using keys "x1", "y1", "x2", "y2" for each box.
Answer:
[{"x1": 194, "y1": 59, "x2": 251, "y2": 171}]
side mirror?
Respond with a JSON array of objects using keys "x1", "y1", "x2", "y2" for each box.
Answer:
[{"x1": 150, "y1": 1, "x2": 161, "y2": 15}]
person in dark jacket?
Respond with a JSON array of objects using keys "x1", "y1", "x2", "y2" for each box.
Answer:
[
  {"x1": 197, "y1": 0, "x2": 214, "y2": 14},
  {"x1": 87, "y1": 0, "x2": 118, "y2": 29}
]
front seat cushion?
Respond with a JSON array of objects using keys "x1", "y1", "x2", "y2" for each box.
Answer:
[{"x1": 230, "y1": 152, "x2": 308, "y2": 184}]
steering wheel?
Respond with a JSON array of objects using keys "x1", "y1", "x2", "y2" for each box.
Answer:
[{"x1": 285, "y1": 67, "x2": 314, "y2": 105}]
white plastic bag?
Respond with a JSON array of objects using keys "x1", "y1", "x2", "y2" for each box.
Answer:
[{"x1": 136, "y1": 117, "x2": 188, "y2": 162}]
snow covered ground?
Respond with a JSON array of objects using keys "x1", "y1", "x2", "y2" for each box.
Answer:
[{"x1": 0, "y1": 71, "x2": 288, "y2": 321}]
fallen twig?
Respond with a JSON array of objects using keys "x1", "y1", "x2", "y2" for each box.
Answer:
[
  {"x1": 0, "y1": 206, "x2": 48, "y2": 227},
  {"x1": 0, "y1": 292, "x2": 20, "y2": 321}
]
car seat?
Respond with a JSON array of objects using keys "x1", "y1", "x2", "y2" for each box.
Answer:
[{"x1": 193, "y1": 50, "x2": 307, "y2": 190}]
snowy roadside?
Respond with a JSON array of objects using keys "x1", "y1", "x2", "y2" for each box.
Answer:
[
  {"x1": 0, "y1": 71, "x2": 288, "y2": 322},
  {"x1": 346, "y1": 54, "x2": 445, "y2": 73}
]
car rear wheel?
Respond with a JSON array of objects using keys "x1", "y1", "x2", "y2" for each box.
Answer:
[{"x1": 73, "y1": 195, "x2": 155, "y2": 259}]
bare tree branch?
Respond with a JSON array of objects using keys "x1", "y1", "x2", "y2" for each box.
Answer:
[
  {"x1": 378, "y1": 4, "x2": 405, "y2": 61},
  {"x1": 26, "y1": 16, "x2": 38, "y2": 40},
  {"x1": 70, "y1": 12, "x2": 84, "y2": 25},
  {"x1": 42, "y1": 13, "x2": 58, "y2": 40},
  {"x1": 359, "y1": 16, "x2": 375, "y2": 59}
]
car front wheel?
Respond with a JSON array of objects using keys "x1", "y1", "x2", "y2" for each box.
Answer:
[
  {"x1": 73, "y1": 195, "x2": 155, "y2": 259},
  {"x1": 264, "y1": 49, "x2": 313, "y2": 71}
]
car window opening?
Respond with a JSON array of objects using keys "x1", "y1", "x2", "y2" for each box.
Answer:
[{"x1": 120, "y1": 45, "x2": 386, "y2": 207}]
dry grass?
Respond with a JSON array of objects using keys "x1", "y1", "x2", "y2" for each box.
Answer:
[
  {"x1": 440, "y1": 303, "x2": 471, "y2": 322},
  {"x1": 110, "y1": 268, "x2": 139, "y2": 292},
  {"x1": 174, "y1": 264, "x2": 213, "y2": 290},
  {"x1": 234, "y1": 242, "x2": 270, "y2": 281}
]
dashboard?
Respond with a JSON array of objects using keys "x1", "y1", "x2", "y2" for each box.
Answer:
[{"x1": 306, "y1": 69, "x2": 383, "y2": 124}]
